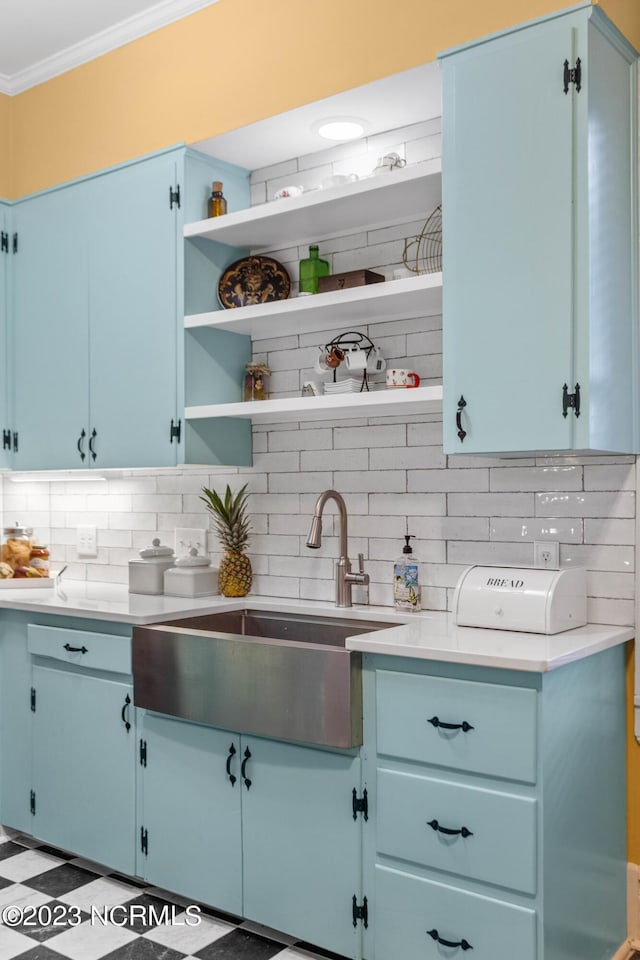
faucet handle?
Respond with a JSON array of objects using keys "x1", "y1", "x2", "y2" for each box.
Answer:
[{"x1": 357, "y1": 553, "x2": 366, "y2": 575}]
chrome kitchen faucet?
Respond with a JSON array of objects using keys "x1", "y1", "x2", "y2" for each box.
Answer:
[{"x1": 306, "y1": 489, "x2": 369, "y2": 607}]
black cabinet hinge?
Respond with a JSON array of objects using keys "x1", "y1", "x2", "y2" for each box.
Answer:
[
  {"x1": 140, "y1": 826, "x2": 148, "y2": 855},
  {"x1": 562, "y1": 382, "x2": 581, "y2": 418},
  {"x1": 169, "y1": 185, "x2": 181, "y2": 209},
  {"x1": 12, "y1": 233, "x2": 18, "y2": 254},
  {"x1": 352, "y1": 895, "x2": 368, "y2": 928},
  {"x1": 170, "y1": 419, "x2": 181, "y2": 444},
  {"x1": 139, "y1": 739, "x2": 147, "y2": 767},
  {"x1": 563, "y1": 57, "x2": 582, "y2": 94},
  {"x1": 352, "y1": 787, "x2": 368, "y2": 821},
  {"x1": 12, "y1": 432, "x2": 18, "y2": 453},
  {"x1": 2, "y1": 429, "x2": 10, "y2": 451},
  {"x1": 30, "y1": 687, "x2": 36, "y2": 712},
  {"x1": 30, "y1": 790, "x2": 36, "y2": 815},
  {"x1": 0, "y1": 232, "x2": 8, "y2": 253}
]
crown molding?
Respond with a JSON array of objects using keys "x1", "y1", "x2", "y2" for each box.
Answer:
[{"x1": 1, "y1": 0, "x2": 221, "y2": 96}]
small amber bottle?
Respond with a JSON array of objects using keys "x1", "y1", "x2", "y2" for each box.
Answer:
[{"x1": 207, "y1": 181, "x2": 227, "y2": 218}]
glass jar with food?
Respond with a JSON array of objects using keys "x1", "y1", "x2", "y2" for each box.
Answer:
[
  {"x1": 29, "y1": 545, "x2": 50, "y2": 577},
  {"x1": 1, "y1": 523, "x2": 33, "y2": 573}
]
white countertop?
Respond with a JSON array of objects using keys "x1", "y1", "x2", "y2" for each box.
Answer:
[
  {"x1": 0, "y1": 581, "x2": 632, "y2": 671},
  {"x1": 345, "y1": 611, "x2": 634, "y2": 672}
]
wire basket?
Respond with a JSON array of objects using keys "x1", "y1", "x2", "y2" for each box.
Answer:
[{"x1": 402, "y1": 204, "x2": 442, "y2": 275}]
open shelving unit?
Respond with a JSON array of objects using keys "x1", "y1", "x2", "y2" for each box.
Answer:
[{"x1": 183, "y1": 158, "x2": 443, "y2": 429}]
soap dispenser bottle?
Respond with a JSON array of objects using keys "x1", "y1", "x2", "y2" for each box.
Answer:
[{"x1": 393, "y1": 535, "x2": 421, "y2": 611}]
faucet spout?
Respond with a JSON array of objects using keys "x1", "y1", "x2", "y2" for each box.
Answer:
[{"x1": 305, "y1": 489, "x2": 368, "y2": 607}]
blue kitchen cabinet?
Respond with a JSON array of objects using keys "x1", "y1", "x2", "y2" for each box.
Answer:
[
  {"x1": 9, "y1": 147, "x2": 251, "y2": 471},
  {"x1": 362, "y1": 648, "x2": 627, "y2": 960},
  {"x1": 12, "y1": 181, "x2": 90, "y2": 470},
  {"x1": 0, "y1": 611, "x2": 33, "y2": 832},
  {"x1": 137, "y1": 711, "x2": 243, "y2": 914},
  {"x1": 241, "y1": 737, "x2": 361, "y2": 957},
  {"x1": 28, "y1": 621, "x2": 136, "y2": 875},
  {"x1": 0, "y1": 201, "x2": 11, "y2": 470},
  {"x1": 138, "y1": 712, "x2": 364, "y2": 958},
  {"x1": 440, "y1": 6, "x2": 638, "y2": 455}
]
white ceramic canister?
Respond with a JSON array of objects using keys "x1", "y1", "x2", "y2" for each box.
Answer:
[
  {"x1": 128, "y1": 538, "x2": 175, "y2": 595},
  {"x1": 163, "y1": 548, "x2": 218, "y2": 598}
]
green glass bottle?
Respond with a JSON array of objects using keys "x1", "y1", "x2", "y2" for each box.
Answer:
[{"x1": 299, "y1": 244, "x2": 329, "y2": 295}]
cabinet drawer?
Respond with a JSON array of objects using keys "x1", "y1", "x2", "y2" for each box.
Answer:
[
  {"x1": 375, "y1": 865, "x2": 536, "y2": 960},
  {"x1": 377, "y1": 768, "x2": 536, "y2": 894},
  {"x1": 27, "y1": 624, "x2": 131, "y2": 676},
  {"x1": 376, "y1": 671, "x2": 537, "y2": 783}
]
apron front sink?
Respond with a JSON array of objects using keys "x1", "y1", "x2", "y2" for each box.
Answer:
[{"x1": 132, "y1": 609, "x2": 391, "y2": 748}]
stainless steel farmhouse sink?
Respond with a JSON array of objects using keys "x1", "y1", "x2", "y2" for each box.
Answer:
[{"x1": 132, "y1": 609, "x2": 391, "y2": 748}]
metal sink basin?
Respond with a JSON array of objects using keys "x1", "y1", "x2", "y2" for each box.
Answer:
[{"x1": 132, "y1": 609, "x2": 391, "y2": 748}]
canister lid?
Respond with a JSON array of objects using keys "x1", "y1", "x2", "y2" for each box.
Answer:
[
  {"x1": 138, "y1": 537, "x2": 174, "y2": 559},
  {"x1": 175, "y1": 547, "x2": 210, "y2": 568},
  {"x1": 3, "y1": 522, "x2": 32, "y2": 538}
]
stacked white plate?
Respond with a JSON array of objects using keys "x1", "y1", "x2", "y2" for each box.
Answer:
[{"x1": 323, "y1": 378, "x2": 365, "y2": 395}]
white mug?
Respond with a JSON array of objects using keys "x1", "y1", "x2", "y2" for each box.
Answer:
[
  {"x1": 386, "y1": 368, "x2": 421, "y2": 388},
  {"x1": 344, "y1": 348, "x2": 367, "y2": 371}
]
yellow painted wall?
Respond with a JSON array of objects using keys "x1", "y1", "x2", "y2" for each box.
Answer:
[
  {"x1": 597, "y1": 0, "x2": 640, "y2": 50},
  {"x1": 9, "y1": 0, "x2": 633, "y2": 198},
  {"x1": 0, "y1": 95, "x2": 12, "y2": 198}
]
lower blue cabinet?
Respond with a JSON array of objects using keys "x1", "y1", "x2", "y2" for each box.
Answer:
[
  {"x1": 138, "y1": 712, "x2": 363, "y2": 958},
  {"x1": 137, "y1": 712, "x2": 242, "y2": 914},
  {"x1": 31, "y1": 663, "x2": 136, "y2": 874}
]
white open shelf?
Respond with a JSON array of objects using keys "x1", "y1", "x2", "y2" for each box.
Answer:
[
  {"x1": 184, "y1": 273, "x2": 442, "y2": 338},
  {"x1": 185, "y1": 385, "x2": 443, "y2": 424},
  {"x1": 184, "y1": 159, "x2": 442, "y2": 250}
]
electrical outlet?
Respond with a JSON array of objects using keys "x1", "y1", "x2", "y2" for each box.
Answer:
[
  {"x1": 175, "y1": 527, "x2": 208, "y2": 559},
  {"x1": 533, "y1": 540, "x2": 559, "y2": 569},
  {"x1": 77, "y1": 525, "x2": 97, "y2": 558}
]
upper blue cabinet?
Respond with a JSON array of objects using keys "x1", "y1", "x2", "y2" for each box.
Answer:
[
  {"x1": 0, "y1": 202, "x2": 11, "y2": 470},
  {"x1": 440, "y1": 5, "x2": 638, "y2": 455},
  {"x1": 8, "y1": 147, "x2": 251, "y2": 471}
]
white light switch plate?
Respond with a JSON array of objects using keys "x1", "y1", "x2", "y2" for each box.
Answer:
[
  {"x1": 77, "y1": 525, "x2": 97, "y2": 558},
  {"x1": 175, "y1": 527, "x2": 208, "y2": 559}
]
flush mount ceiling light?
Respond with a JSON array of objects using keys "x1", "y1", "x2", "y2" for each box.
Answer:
[{"x1": 313, "y1": 117, "x2": 366, "y2": 141}]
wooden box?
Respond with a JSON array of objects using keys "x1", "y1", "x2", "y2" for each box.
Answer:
[{"x1": 317, "y1": 269, "x2": 385, "y2": 293}]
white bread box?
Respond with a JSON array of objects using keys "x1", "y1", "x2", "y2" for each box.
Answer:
[{"x1": 454, "y1": 565, "x2": 587, "y2": 634}]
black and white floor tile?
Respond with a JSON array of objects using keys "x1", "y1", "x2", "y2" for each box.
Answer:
[{"x1": 0, "y1": 833, "x2": 342, "y2": 960}]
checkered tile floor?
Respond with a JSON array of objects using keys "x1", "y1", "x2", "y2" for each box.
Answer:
[{"x1": 0, "y1": 833, "x2": 340, "y2": 960}]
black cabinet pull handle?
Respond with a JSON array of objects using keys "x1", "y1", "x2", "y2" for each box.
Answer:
[
  {"x1": 456, "y1": 395, "x2": 467, "y2": 442},
  {"x1": 427, "y1": 929, "x2": 473, "y2": 951},
  {"x1": 427, "y1": 819, "x2": 473, "y2": 838},
  {"x1": 428, "y1": 716, "x2": 474, "y2": 733},
  {"x1": 241, "y1": 746, "x2": 252, "y2": 789},
  {"x1": 226, "y1": 743, "x2": 237, "y2": 786},
  {"x1": 121, "y1": 694, "x2": 131, "y2": 733},
  {"x1": 89, "y1": 428, "x2": 97, "y2": 462},
  {"x1": 77, "y1": 428, "x2": 86, "y2": 462},
  {"x1": 63, "y1": 642, "x2": 88, "y2": 654}
]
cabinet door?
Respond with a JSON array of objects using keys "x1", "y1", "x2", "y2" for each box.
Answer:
[
  {"x1": 0, "y1": 203, "x2": 10, "y2": 470},
  {"x1": 12, "y1": 185, "x2": 90, "y2": 469},
  {"x1": 0, "y1": 613, "x2": 32, "y2": 832},
  {"x1": 31, "y1": 663, "x2": 136, "y2": 874},
  {"x1": 139, "y1": 712, "x2": 242, "y2": 914},
  {"x1": 241, "y1": 738, "x2": 361, "y2": 959},
  {"x1": 441, "y1": 17, "x2": 577, "y2": 454},
  {"x1": 88, "y1": 153, "x2": 179, "y2": 468}
]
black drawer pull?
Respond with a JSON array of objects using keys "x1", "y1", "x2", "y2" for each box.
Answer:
[
  {"x1": 241, "y1": 746, "x2": 252, "y2": 790},
  {"x1": 121, "y1": 694, "x2": 131, "y2": 733},
  {"x1": 456, "y1": 395, "x2": 467, "y2": 442},
  {"x1": 428, "y1": 716, "x2": 474, "y2": 733},
  {"x1": 63, "y1": 643, "x2": 88, "y2": 654},
  {"x1": 427, "y1": 929, "x2": 473, "y2": 951},
  {"x1": 226, "y1": 743, "x2": 237, "y2": 786},
  {"x1": 427, "y1": 819, "x2": 473, "y2": 838}
]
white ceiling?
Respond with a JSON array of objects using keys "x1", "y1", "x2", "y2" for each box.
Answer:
[
  {"x1": 194, "y1": 62, "x2": 442, "y2": 171},
  {"x1": 0, "y1": 0, "x2": 220, "y2": 94}
]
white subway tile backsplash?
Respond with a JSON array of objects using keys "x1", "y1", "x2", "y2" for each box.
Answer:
[
  {"x1": 536, "y1": 491, "x2": 635, "y2": 518},
  {"x1": 490, "y1": 465, "x2": 583, "y2": 492},
  {"x1": 560, "y1": 544, "x2": 634, "y2": 573},
  {"x1": 490, "y1": 518, "x2": 583, "y2": 543},
  {"x1": 448, "y1": 493, "x2": 535, "y2": 517},
  {"x1": 586, "y1": 597, "x2": 635, "y2": 626},
  {"x1": 587, "y1": 571, "x2": 635, "y2": 600},
  {"x1": 447, "y1": 541, "x2": 533, "y2": 567},
  {"x1": 409, "y1": 469, "x2": 488, "y2": 493},
  {"x1": 584, "y1": 518, "x2": 636, "y2": 545},
  {"x1": 584, "y1": 463, "x2": 636, "y2": 491}
]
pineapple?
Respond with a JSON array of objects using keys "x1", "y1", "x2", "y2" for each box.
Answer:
[{"x1": 200, "y1": 484, "x2": 252, "y2": 597}]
